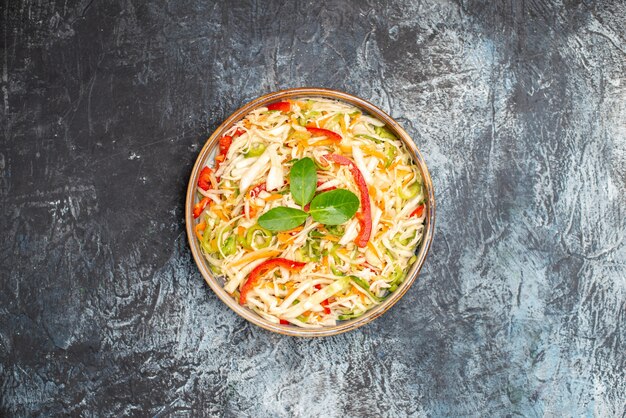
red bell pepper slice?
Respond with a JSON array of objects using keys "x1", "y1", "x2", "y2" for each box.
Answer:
[
  {"x1": 213, "y1": 130, "x2": 244, "y2": 182},
  {"x1": 267, "y1": 101, "x2": 291, "y2": 112},
  {"x1": 306, "y1": 127, "x2": 342, "y2": 143},
  {"x1": 321, "y1": 298, "x2": 331, "y2": 315},
  {"x1": 215, "y1": 135, "x2": 233, "y2": 169},
  {"x1": 249, "y1": 179, "x2": 287, "y2": 198},
  {"x1": 323, "y1": 154, "x2": 372, "y2": 247},
  {"x1": 214, "y1": 130, "x2": 243, "y2": 169},
  {"x1": 279, "y1": 319, "x2": 289, "y2": 325},
  {"x1": 193, "y1": 197, "x2": 210, "y2": 219},
  {"x1": 219, "y1": 135, "x2": 233, "y2": 153},
  {"x1": 249, "y1": 182, "x2": 267, "y2": 198},
  {"x1": 410, "y1": 204, "x2": 425, "y2": 218},
  {"x1": 198, "y1": 167, "x2": 213, "y2": 190},
  {"x1": 239, "y1": 258, "x2": 306, "y2": 304}
]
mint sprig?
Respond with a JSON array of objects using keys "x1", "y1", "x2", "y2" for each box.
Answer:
[{"x1": 257, "y1": 158, "x2": 360, "y2": 232}]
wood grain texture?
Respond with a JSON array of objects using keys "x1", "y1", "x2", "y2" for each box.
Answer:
[{"x1": 1, "y1": 0, "x2": 624, "y2": 416}]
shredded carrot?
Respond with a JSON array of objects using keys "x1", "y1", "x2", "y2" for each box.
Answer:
[
  {"x1": 211, "y1": 206, "x2": 229, "y2": 222},
  {"x1": 362, "y1": 145, "x2": 386, "y2": 161},
  {"x1": 338, "y1": 115, "x2": 347, "y2": 135},
  {"x1": 264, "y1": 193, "x2": 283, "y2": 202},
  {"x1": 237, "y1": 226, "x2": 245, "y2": 239},
  {"x1": 339, "y1": 144, "x2": 352, "y2": 154},
  {"x1": 388, "y1": 159, "x2": 400, "y2": 170},
  {"x1": 194, "y1": 222, "x2": 206, "y2": 240},
  {"x1": 367, "y1": 241, "x2": 381, "y2": 260},
  {"x1": 277, "y1": 225, "x2": 303, "y2": 244},
  {"x1": 368, "y1": 186, "x2": 377, "y2": 200},
  {"x1": 322, "y1": 235, "x2": 340, "y2": 242},
  {"x1": 337, "y1": 248, "x2": 349, "y2": 256},
  {"x1": 230, "y1": 249, "x2": 282, "y2": 267},
  {"x1": 349, "y1": 113, "x2": 360, "y2": 127},
  {"x1": 402, "y1": 173, "x2": 415, "y2": 188},
  {"x1": 308, "y1": 139, "x2": 336, "y2": 147},
  {"x1": 349, "y1": 285, "x2": 369, "y2": 302},
  {"x1": 379, "y1": 217, "x2": 393, "y2": 225},
  {"x1": 217, "y1": 210, "x2": 229, "y2": 222},
  {"x1": 248, "y1": 205, "x2": 258, "y2": 219},
  {"x1": 314, "y1": 114, "x2": 333, "y2": 128},
  {"x1": 277, "y1": 233, "x2": 293, "y2": 244}
]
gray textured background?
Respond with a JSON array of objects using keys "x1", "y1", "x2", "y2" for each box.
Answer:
[{"x1": 1, "y1": 0, "x2": 625, "y2": 416}]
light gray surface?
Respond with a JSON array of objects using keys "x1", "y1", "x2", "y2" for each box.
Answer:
[{"x1": 1, "y1": 0, "x2": 625, "y2": 416}]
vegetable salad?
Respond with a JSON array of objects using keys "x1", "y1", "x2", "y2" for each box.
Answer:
[{"x1": 193, "y1": 98, "x2": 425, "y2": 328}]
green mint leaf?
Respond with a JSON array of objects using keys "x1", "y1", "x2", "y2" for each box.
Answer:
[
  {"x1": 258, "y1": 207, "x2": 308, "y2": 232},
  {"x1": 309, "y1": 189, "x2": 360, "y2": 225},
  {"x1": 289, "y1": 157, "x2": 317, "y2": 207}
]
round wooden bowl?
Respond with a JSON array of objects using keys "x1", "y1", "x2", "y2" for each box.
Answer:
[{"x1": 185, "y1": 87, "x2": 435, "y2": 337}]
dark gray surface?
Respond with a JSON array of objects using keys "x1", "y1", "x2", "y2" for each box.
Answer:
[{"x1": 1, "y1": 0, "x2": 625, "y2": 416}]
